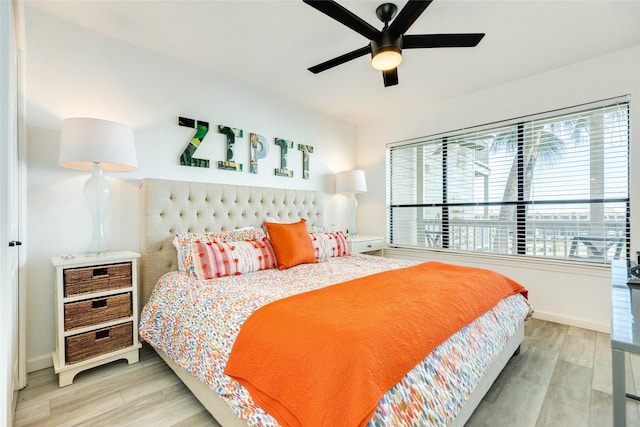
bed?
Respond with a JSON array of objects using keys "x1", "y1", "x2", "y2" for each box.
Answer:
[{"x1": 138, "y1": 178, "x2": 531, "y2": 427}]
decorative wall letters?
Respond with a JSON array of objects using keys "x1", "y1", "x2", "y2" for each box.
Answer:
[
  {"x1": 218, "y1": 126, "x2": 243, "y2": 172},
  {"x1": 177, "y1": 116, "x2": 313, "y2": 178},
  {"x1": 250, "y1": 133, "x2": 268, "y2": 174},
  {"x1": 178, "y1": 117, "x2": 210, "y2": 168},
  {"x1": 274, "y1": 138, "x2": 294, "y2": 178},
  {"x1": 298, "y1": 144, "x2": 314, "y2": 180}
]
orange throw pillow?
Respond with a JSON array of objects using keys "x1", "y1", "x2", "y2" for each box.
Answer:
[{"x1": 264, "y1": 220, "x2": 317, "y2": 270}]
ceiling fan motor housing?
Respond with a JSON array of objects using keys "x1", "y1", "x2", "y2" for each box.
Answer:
[{"x1": 371, "y1": 31, "x2": 403, "y2": 55}]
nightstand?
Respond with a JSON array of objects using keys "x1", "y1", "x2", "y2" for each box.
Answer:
[
  {"x1": 347, "y1": 235, "x2": 384, "y2": 255},
  {"x1": 51, "y1": 250, "x2": 142, "y2": 387}
]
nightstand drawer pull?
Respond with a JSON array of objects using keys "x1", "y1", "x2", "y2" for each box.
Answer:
[
  {"x1": 92, "y1": 267, "x2": 109, "y2": 277},
  {"x1": 92, "y1": 299, "x2": 108, "y2": 309},
  {"x1": 95, "y1": 330, "x2": 110, "y2": 340}
]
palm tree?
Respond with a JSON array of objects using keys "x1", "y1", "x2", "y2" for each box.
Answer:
[{"x1": 489, "y1": 119, "x2": 587, "y2": 253}]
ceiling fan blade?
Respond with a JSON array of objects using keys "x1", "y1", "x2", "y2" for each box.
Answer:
[
  {"x1": 303, "y1": 0, "x2": 380, "y2": 40},
  {"x1": 403, "y1": 33, "x2": 485, "y2": 49},
  {"x1": 389, "y1": 1, "x2": 433, "y2": 35},
  {"x1": 308, "y1": 45, "x2": 371, "y2": 74},
  {"x1": 383, "y1": 68, "x2": 398, "y2": 87}
]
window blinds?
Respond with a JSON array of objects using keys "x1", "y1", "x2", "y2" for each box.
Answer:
[{"x1": 386, "y1": 97, "x2": 630, "y2": 264}]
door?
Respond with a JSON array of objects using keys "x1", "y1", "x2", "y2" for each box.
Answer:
[{"x1": 1, "y1": 0, "x2": 24, "y2": 425}]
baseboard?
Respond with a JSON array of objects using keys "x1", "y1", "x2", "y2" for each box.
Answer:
[
  {"x1": 26, "y1": 354, "x2": 53, "y2": 374},
  {"x1": 532, "y1": 310, "x2": 609, "y2": 334}
]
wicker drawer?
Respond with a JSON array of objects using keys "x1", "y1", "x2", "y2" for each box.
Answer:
[
  {"x1": 63, "y1": 293, "x2": 132, "y2": 331},
  {"x1": 65, "y1": 322, "x2": 133, "y2": 365},
  {"x1": 64, "y1": 262, "x2": 132, "y2": 297}
]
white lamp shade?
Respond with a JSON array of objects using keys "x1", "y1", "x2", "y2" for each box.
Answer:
[
  {"x1": 59, "y1": 118, "x2": 138, "y2": 172},
  {"x1": 336, "y1": 169, "x2": 367, "y2": 194}
]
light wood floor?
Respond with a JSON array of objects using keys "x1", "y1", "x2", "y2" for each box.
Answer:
[{"x1": 14, "y1": 319, "x2": 640, "y2": 427}]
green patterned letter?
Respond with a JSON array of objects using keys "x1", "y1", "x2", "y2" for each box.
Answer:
[
  {"x1": 218, "y1": 125, "x2": 243, "y2": 172},
  {"x1": 178, "y1": 116, "x2": 210, "y2": 168},
  {"x1": 274, "y1": 138, "x2": 294, "y2": 178},
  {"x1": 298, "y1": 144, "x2": 313, "y2": 180}
]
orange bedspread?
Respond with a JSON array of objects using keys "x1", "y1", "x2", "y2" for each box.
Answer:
[{"x1": 224, "y1": 261, "x2": 527, "y2": 427}]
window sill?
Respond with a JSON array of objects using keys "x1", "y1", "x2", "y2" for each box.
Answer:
[{"x1": 384, "y1": 245, "x2": 611, "y2": 278}]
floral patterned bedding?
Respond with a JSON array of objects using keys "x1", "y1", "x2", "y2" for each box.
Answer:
[{"x1": 139, "y1": 255, "x2": 531, "y2": 426}]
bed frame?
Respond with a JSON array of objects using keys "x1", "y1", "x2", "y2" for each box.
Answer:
[{"x1": 139, "y1": 177, "x2": 523, "y2": 427}]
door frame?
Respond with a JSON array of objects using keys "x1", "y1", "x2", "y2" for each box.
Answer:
[{"x1": 13, "y1": 0, "x2": 27, "y2": 394}]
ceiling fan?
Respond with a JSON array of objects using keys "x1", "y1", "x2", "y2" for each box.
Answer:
[{"x1": 303, "y1": 0, "x2": 485, "y2": 87}]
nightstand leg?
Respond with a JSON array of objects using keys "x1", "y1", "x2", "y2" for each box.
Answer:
[
  {"x1": 124, "y1": 349, "x2": 140, "y2": 364},
  {"x1": 58, "y1": 371, "x2": 76, "y2": 388}
]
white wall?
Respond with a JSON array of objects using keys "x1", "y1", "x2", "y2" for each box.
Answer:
[
  {"x1": 357, "y1": 45, "x2": 640, "y2": 333},
  {"x1": 24, "y1": 9, "x2": 357, "y2": 371}
]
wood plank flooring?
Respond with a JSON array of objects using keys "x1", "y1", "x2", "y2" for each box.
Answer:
[{"x1": 14, "y1": 319, "x2": 640, "y2": 426}]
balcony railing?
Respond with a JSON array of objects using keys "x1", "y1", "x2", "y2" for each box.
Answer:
[{"x1": 423, "y1": 218, "x2": 626, "y2": 263}]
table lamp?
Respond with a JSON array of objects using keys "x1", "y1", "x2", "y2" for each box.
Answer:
[
  {"x1": 59, "y1": 118, "x2": 137, "y2": 253},
  {"x1": 336, "y1": 169, "x2": 367, "y2": 236}
]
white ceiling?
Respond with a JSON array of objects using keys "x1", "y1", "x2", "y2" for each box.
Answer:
[{"x1": 24, "y1": 0, "x2": 640, "y2": 125}]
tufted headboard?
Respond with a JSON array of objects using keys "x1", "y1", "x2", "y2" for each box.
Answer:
[{"x1": 139, "y1": 178, "x2": 325, "y2": 305}]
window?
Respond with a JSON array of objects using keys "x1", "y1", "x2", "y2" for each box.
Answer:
[{"x1": 386, "y1": 98, "x2": 630, "y2": 264}]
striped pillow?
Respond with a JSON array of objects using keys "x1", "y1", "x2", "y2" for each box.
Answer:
[
  {"x1": 173, "y1": 228, "x2": 267, "y2": 276},
  {"x1": 310, "y1": 231, "x2": 351, "y2": 261},
  {"x1": 192, "y1": 238, "x2": 277, "y2": 280}
]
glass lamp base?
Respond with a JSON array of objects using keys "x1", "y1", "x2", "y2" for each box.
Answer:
[
  {"x1": 347, "y1": 192, "x2": 358, "y2": 236},
  {"x1": 84, "y1": 163, "x2": 111, "y2": 254}
]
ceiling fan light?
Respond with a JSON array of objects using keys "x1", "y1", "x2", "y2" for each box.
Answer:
[{"x1": 371, "y1": 47, "x2": 402, "y2": 71}]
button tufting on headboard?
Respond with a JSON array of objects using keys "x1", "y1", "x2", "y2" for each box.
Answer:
[{"x1": 139, "y1": 178, "x2": 325, "y2": 308}]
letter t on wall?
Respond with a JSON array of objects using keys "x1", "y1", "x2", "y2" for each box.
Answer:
[
  {"x1": 298, "y1": 144, "x2": 314, "y2": 180},
  {"x1": 274, "y1": 138, "x2": 294, "y2": 178}
]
